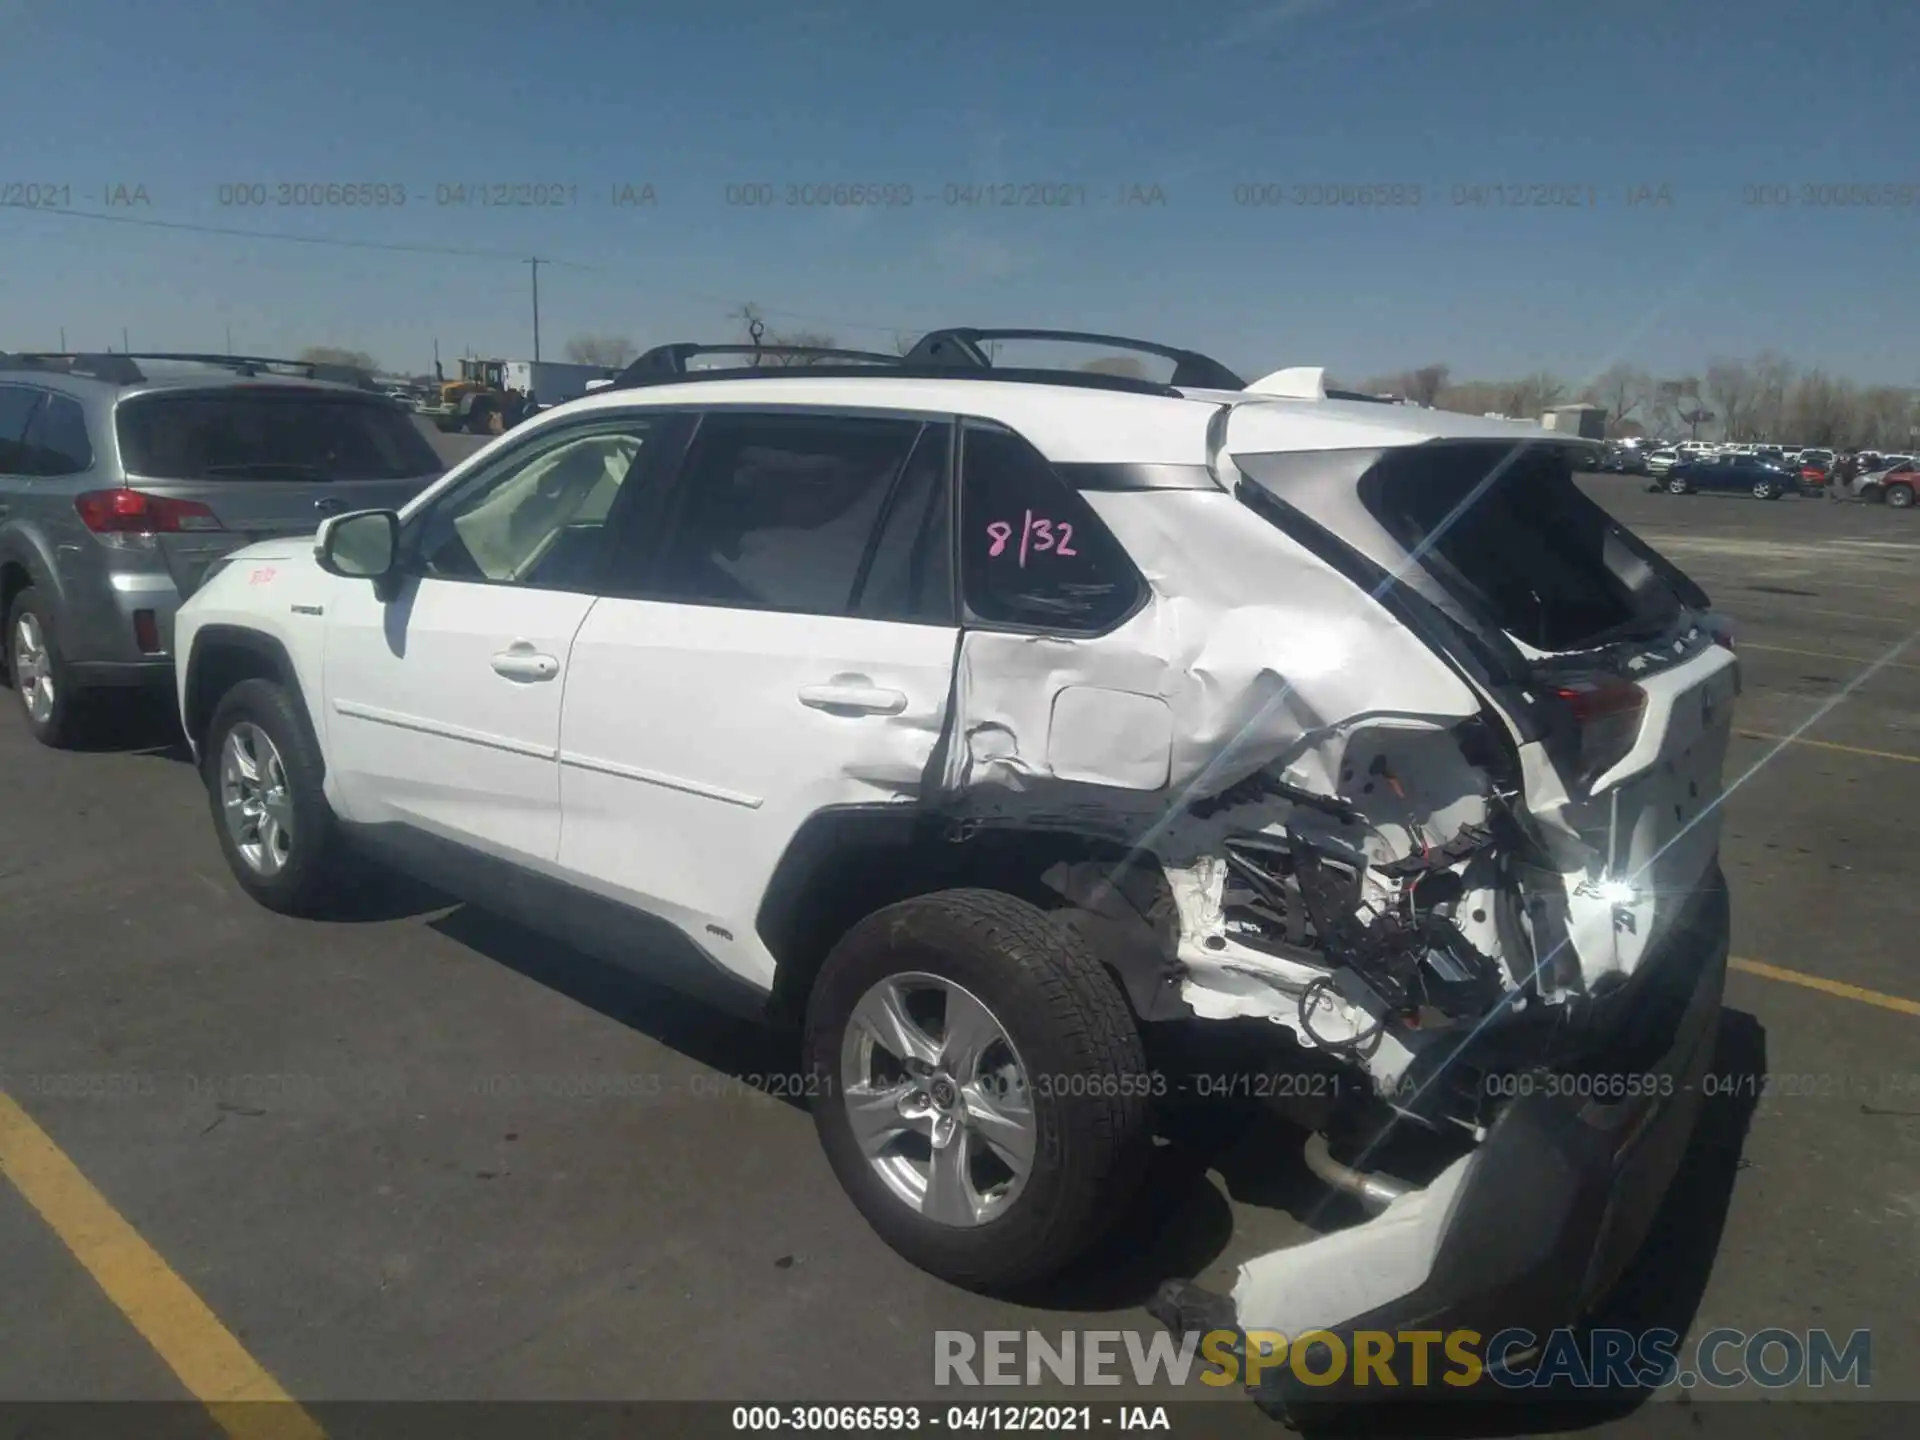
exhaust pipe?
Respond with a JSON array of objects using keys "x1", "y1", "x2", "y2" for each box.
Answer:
[{"x1": 1303, "y1": 1132, "x2": 1412, "y2": 1216}]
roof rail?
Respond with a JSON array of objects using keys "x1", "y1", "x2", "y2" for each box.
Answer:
[
  {"x1": 1, "y1": 351, "x2": 148, "y2": 383},
  {"x1": 608, "y1": 360, "x2": 1180, "y2": 398},
  {"x1": 616, "y1": 342, "x2": 907, "y2": 385},
  {"x1": 902, "y1": 328, "x2": 1248, "y2": 391},
  {"x1": 0, "y1": 351, "x2": 381, "y2": 389}
]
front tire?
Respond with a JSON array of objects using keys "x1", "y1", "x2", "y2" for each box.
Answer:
[
  {"x1": 203, "y1": 678, "x2": 344, "y2": 916},
  {"x1": 804, "y1": 889, "x2": 1151, "y2": 1292},
  {"x1": 1887, "y1": 483, "x2": 1915, "y2": 510},
  {"x1": 1752, "y1": 480, "x2": 1781, "y2": 499},
  {"x1": 1666, "y1": 476, "x2": 1690, "y2": 494},
  {"x1": 6, "y1": 588, "x2": 90, "y2": 748}
]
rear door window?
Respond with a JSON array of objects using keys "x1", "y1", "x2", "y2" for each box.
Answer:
[
  {"x1": 643, "y1": 412, "x2": 925, "y2": 616},
  {"x1": 853, "y1": 422, "x2": 954, "y2": 624},
  {"x1": 0, "y1": 384, "x2": 47, "y2": 474},
  {"x1": 958, "y1": 420, "x2": 1141, "y2": 631},
  {"x1": 21, "y1": 394, "x2": 94, "y2": 475},
  {"x1": 117, "y1": 389, "x2": 442, "y2": 481}
]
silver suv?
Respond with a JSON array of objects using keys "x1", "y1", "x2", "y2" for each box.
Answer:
[{"x1": 0, "y1": 353, "x2": 443, "y2": 746}]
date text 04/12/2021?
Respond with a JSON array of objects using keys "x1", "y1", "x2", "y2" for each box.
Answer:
[{"x1": 730, "y1": 1405, "x2": 1173, "y2": 1432}]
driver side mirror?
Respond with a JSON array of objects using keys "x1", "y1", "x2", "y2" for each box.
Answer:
[{"x1": 315, "y1": 509, "x2": 400, "y2": 581}]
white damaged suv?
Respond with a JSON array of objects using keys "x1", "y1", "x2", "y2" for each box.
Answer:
[{"x1": 175, "y1": 331, "x2": 1736, "y2": 1397}]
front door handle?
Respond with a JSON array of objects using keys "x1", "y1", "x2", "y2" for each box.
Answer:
[
  {"x1": 491, "y1": 647, "x2": 559, "y2": 682},
  {"x1": 798, "y1": 680, "x2": 908, "y2": 716}
]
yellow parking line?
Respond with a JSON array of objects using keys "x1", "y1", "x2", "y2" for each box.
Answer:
[
  {"x1": 1735, "y1": 730, "x2": 1920, "y2": 764},
  {"x1": 0, "y1": 1092, "x2": 325, "y2": 1440},
  {"x1": 1737, "y1": 642, "x2": 1920, "y2": 673},
  {"x1": 1731, "y1": 957, "x2": 1920, "y2": 1018}
]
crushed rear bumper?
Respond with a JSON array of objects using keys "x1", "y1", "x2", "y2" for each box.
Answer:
[{"x1": 1150, "y1": 869, "x2": 1729, "y2": 1416}]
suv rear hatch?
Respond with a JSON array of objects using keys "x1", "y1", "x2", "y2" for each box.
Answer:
[
  {"x1": 1223, "y1": 419, "x2": 1739, "y2": 997},
  {"x1": 109, "y1": 386, "x2": 443, "y2": 594}
]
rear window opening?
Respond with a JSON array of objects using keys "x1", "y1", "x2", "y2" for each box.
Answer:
[
  {"x1": 117, "y1": 389, "x2": 442, "y2": 482},
  {"x1": 1358, "y1": 442, "x2": 1686, "y2": 652}
]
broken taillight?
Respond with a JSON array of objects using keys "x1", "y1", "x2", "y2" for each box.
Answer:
[
  {"x1": 1554, "y1": 677, "x2": 1648, "y2": 788},
  {"x1": 75, "y1": 488, "x2": 225, "y2": 548}
]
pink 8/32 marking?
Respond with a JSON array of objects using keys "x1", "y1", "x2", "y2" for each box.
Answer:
[{"x1": 985, "y1": 511, "x2": 1077, "y2": 567}]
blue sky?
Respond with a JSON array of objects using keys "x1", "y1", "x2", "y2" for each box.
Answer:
[{"x1": 2, "y1": 0, "x2": 1915, "y2": 386}]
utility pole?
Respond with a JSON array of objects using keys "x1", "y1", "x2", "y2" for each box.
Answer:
[
  {"x1": 526, "y1": 257, "x2": 544, "y2": 361},
  {"x1": 225, "y1": 323, "x2": 233, "y2": 354},
  {"x1": 122, "y1": 327, "x2": 130, "y2": 352},
  {"x1": 59, "y1": 327, "x2": 66, "y2": 351}
]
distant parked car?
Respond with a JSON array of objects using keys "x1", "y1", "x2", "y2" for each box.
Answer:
[
  {"x1": 1878, "y1": 465, "x2": 1918, "y2": 509},
  {"x1": 1646, "y1": 449, "x2": 1681, "y2": 476},
  {"x1": 1661, "y1": 453, "x2": 1792, "y2": 499},
  {"x1": 1835, "y1": 462, "x2": 1918, "y2": 508}
]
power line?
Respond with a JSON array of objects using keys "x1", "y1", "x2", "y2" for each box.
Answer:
[
  {"x1": 1, "y1": 202, "x2": 536, "y2": 260},
  {"x1": 1, "y1": 201, "x2": 927, "y2": 338}
]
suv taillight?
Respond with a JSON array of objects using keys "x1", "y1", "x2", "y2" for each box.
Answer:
[
  {"x1": 1554, "y1": 677, "x2": 1648, "y2": 788},
  {"x1": 75, "y1": 488, "x2": 224, "y2": 545}
]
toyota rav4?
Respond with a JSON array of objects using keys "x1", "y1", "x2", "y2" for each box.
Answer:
[{"x1": 173, "y1": 331, "x2": 1737, "y2": 1407}]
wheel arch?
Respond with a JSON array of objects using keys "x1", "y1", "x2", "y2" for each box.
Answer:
[
  {"x1": 182, "y1": 625, "x2": 323, "y2": 770},
  {"x1": 758, "y1": 806, "x2": 1186, "y2": 1029},
  {"x1": 0, "y1": 531, "x2": 69, "y2": 658}
]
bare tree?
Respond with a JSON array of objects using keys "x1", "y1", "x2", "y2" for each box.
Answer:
[
  {"x1": 563, "y1": 335, "x2": 637, "y2": 368},
  {"x1": 1705, "y1": 359, "x2": 1759, "y2": 441},
  {"x1": 1589, "y1": 362, "x2": 1649, "y2": 435},
  {"x1": 1785, "y1": 370, "x2": 1852, "y2": 447},
  {"x1": 1403, "y1": 363, "x2": 1450, "y2": 407},
  {"x1": 1749, "y1": 351, "x2": 1794, "y2": 441},
  {"x1": 1856, "y1": 385, "x2": 1913, "y2": 449},
  {"x1": 1500, "y1": 371, "x2": 1565, "y2": 419},
  {"x1": 1341, "y1": 353, "x2": 1910, "y2": 448},
  {"x1": 299, "y1": 346, "x2": 378, "y2": 371},
  {"x1": 727, "y1": 302, "x2": 840, "y2": 365}
]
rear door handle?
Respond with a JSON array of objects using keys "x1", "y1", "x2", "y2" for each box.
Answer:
[
  {"x1": 798, "y1": 681, "x2": 908, "y2": 716},
  {"x1": 491, "y1": 647, "x2": 559, "y2": 682}
]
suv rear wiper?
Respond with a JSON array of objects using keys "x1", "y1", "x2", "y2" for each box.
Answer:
[{"x1": 199, "y1": 462, "x2": 335, "y2": 481}]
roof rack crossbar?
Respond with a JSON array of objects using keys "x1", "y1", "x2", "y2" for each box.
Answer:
[
  {"x1": 607, "y1": 361, "x2": 1179, "y2": 398},
  {"x1": 1, "y1": 351, "x2": 150, "y2": 383},
  {"x1": 0, "y1": 351, "x2": 380, "y2": 388},
  {"x1": 617, "y1": 342, "x2": 908, "y2": 384},
  {"x1": 902, "y1": 328, "x2": 1248, "y2": 391}
]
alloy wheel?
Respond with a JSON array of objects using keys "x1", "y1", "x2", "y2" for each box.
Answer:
[
  {"x1": 219, "y1": 723, "x2": 295, "y2": 876},
  {"x1": 839, "y1": 972, "x2": 1036, "y2": 1227},
  {"x1": 12, "y1": 613, "x2": 55, "y2": 724}
]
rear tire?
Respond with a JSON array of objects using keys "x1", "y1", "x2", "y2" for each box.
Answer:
[
  {"x1": 203, "y1": 678, "x2": 345, "y2": 916},
  {"x1": 1666, "y1": 477, "x2": 1689, "y2": 494},
  {"x1": 6, "y1": 588, "x2": 91, "y2": 749},
  {"x1": 804, "y1": 888, "x2": 1151, "y2": 1292},
  {"x1": 1887, "y1": 483, "x2": 1915, "y2": 510}
]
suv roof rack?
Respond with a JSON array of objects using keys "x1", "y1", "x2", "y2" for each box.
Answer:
[
  {"x1": 1, "y1": 351, "x2": 149, "y2": 384},
  {"x1": 901, "y1": 328, "x2": 1248, "y2": 391},
  {"x1": 616, "y1": 342, "x2": 908, "y2": 384},
  {"x1": 0, "y1": 351, "x2": 380, "y2": 388},
  {"x1": 610, "y1": 357, "x2": 1181, "y2": 398}
]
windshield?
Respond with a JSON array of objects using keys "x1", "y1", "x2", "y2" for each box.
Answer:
[{"x1": 116, "y1": 389, "x2": 443, "y2": 481}]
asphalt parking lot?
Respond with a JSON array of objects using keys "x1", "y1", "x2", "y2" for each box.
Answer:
[{"x1": 1, "y1": 452, "x2": 1915, "y2": 1435}]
